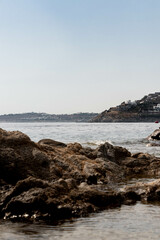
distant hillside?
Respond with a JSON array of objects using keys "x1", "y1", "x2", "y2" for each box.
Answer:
[
  {"x1": 0, "y1": 112, "x2": 98, "y2": 122},
  {"x1": 91, "y1": 92, "x2": 160, "y2": 122}
]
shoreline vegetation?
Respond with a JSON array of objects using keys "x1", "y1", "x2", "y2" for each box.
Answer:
[{"x1": 0, "y1": 128, "x2": 160, "y2": 224}]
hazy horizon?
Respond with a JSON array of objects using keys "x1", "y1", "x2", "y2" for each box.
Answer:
[
  {"x1": 0, "y1": 111, "x2": 98, "y2": 115},
  {"x1": 0, "y1": 0, "x2": 160, "y2": 114}
]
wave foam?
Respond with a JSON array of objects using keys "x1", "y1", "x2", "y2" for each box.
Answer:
[{"x1": 82, "y1": 140, "x2": 113, "y2": 147}]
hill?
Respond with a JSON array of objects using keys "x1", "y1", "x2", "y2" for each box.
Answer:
[
  {"x1": 91, "y1": 92, "x2": 160, "y2": 122},
  {"x1": 0, "y1": 112, "x2": 98, "y2": 122}
]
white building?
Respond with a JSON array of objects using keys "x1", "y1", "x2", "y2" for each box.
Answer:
[{"x1": 153, "y1": 103, "x2": 160, "y2": 112}]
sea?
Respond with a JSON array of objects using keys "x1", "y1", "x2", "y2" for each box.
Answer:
[{"x1": 0, "y1": 122, "x2": 160, "y2": 240}]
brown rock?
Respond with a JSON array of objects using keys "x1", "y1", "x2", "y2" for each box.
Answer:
[
  {"x1": 148, "y1": 128, "x2": 160, "y2": 141},
  {"x1": 97, "y1": 142, "x2": 131, "y2": 163},
  {"x1": 0, "y1": 128, "x2": 160, "y2": 222},
  {"x1": 38, "y1": 139, "x2": 67, "y2": 147}
]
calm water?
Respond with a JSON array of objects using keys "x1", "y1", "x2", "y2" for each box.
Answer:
[
  {"x1": 0, "y1": 122, "x2": 160, "y2": 239},
  {"x1": 1, "y1": 203, "x2": 160, "y2": 240}
]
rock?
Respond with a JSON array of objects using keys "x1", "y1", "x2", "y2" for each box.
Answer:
[
  {"x1": 38, "y1": 139, "x2": 67, "y2": 147},
  {"x1": 146, "y1": 143, "x2": 160, "y2": 147},
  {"x1": 121, "y1": 154, "x2": 160, "y2": 178},
  {"x1": 121, "y1": 179, "x2": 160, "y2": 203},
  {"x1": 148, "y1": 128, "x2": 160, "y2": 141},
  {"x1": 67, "y1": 143, "x2": 83, "y2": 153},
  {"x1": 0, "y1": 128, "x2": 32, "y2": 145},
  {"x1": 1, "y1": 128, "x2": 160, "y2": 223},
  {"x1": 131, "y1": 152, "x2": 153, "y2": 159},
  {"x1": 97, "y1": 142, "x2": 131, "y2": 163},
  {"x1": 0, "y1": 129, "x2": 51, "y2": 185},
  {"x1": 79, "y1": 147, "x2": 97, "y2": 160}
]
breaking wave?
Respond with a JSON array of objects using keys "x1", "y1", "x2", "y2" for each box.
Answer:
[
  {"x1": 82, "y1": 140, "x2": 113, "y2": 147},
  {"x1": 82, "y1": 138, "x2": 148, "y2": 148}
]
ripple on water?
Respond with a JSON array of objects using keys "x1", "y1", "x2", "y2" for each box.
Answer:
[{"x1": 1, "y1": 203, "x2": 160, "y2": 240}]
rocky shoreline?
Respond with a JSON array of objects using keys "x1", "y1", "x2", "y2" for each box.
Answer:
[{"x1": 0, "y1": 128, "x2": 160, "y2": 223}]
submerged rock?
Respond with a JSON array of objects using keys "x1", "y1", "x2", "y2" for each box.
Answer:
[{"x1": 0, "y1": 128, "x2": 160, "y2": 223}]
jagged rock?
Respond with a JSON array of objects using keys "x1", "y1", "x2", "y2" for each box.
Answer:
[
  {"x1": 0, "y1": 128, "x2": 160, "y2": 222},
  {"x1": 121, "y1": 179, "x2": 160, "y2": 203},
  {"x1": 97, "y1": 142, "x2": 131, "y2": 163}
]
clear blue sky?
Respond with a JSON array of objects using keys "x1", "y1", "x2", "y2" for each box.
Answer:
[{"x1": 0, "y1": 0, "x2": 160, "y2": 114}]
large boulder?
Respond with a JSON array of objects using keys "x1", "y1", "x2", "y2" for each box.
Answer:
[{"x1": 0, "y1": 128, "x2": 51, "y2": 184}]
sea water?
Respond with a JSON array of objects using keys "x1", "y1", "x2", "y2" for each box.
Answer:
[
  {"x1": 0, "y1": 122, "x2": 160, "y2": 239},
  {"x1": 0, "y1": 122, "x2": 159, "y2": 156}
]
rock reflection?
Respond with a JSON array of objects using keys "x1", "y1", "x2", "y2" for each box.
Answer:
[{"x1": 1, "y1": 203, "x2": 160, "y2": 240}]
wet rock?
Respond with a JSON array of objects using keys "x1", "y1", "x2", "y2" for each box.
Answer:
[
  {"x1": 1, "y1": 128, "x2": 160, "y2": 222},
  {"x1": 146, "y1": 142, "x2": 160, "y2": 147},
  {"x1": 121, "y1": 179, "x2": 160, "y2": 203},
  {"x1": 148, "y1": 128, "x2": 160, "y2": 141}
]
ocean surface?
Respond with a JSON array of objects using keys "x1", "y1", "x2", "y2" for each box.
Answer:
[{"x1": 0, "y1": 122, "x2": 160, "y2": 240}]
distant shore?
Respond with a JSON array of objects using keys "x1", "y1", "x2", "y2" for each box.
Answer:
[{"x1": 0, "y1": 112, "x2": 98, "y2": 123}]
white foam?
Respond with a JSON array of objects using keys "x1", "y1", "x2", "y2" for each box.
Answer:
[{"x1": 82, "y1": 140, "x2": 113, "y2": 147}]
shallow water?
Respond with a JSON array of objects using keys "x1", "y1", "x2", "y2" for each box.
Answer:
[
  {"x1": 0, "y1": 203, "x2": 160, "y2": 240},
  {"x1": 0, "y1": 122, "x2": 160, "y2": 239}
]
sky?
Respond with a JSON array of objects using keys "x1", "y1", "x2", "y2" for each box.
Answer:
[{"x1": 0, "y1": 0, "x2": 160, "y2": 114}]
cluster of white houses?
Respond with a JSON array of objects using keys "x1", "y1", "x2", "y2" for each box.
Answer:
[
  {"x1": 147, "y1": 92, "x2": 160, "y2": 112},
  {"x1": 119, "y1": 92, "x2": 160, "y2": 113},
  {"x1": 147, "y1": 92, "x2": 160, "y2": 98},
  {"x1": 153, "y1": 103, "x2": 160, "y2": 112}
]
